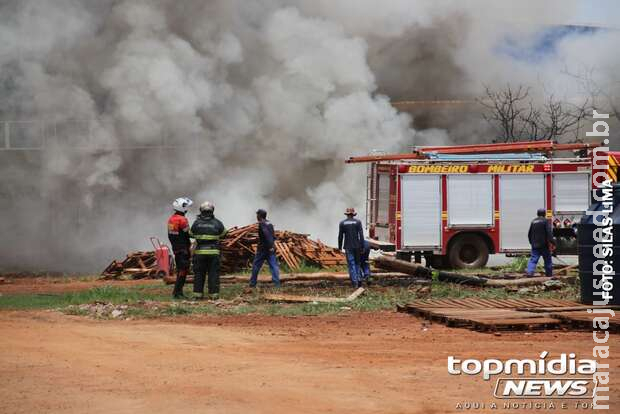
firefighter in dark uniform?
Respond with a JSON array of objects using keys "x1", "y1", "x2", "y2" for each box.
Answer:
[
  {"x1": 168, "y1": 197, "x2": 193, "y2": 299},
  {"x1": 526, "y1": 208, "x2": 556, "y2": 277},
  {"x1": 190, "y1": 201, "x2": 227, "y2": 300},
  {"x1": 338, "y1": 207, "x2": 365, "y2": 288}
]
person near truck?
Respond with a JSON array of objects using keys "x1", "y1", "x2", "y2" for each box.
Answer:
[
  {"x1": 338, "y1": 207, "x2": 365, "y2": 288},
  {"x1": 190, "y1": 201, "x2": 227, "y2": 300},
  {"x1": 526, "y1": 208, "x2": 556, "y2": 277},
  {"x1": 168, "y1": 197, "x2": 193, "y2": 299},
  {"x1": 249, "y1": 209, "x2": 281, "y2": 288}
]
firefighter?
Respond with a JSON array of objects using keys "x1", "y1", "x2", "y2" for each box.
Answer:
[
  {"x1": 526, "y1": 208, "x2": 556, "y2": 277},
  {"x1": 168, "y1": 197, "x2": 193, "y2": 299},
  {"x1": 190, "y1": 201, "x2": 227, "y2": 300},
  {"x1": 249, "y1": 209, "x2": 281, "y2": 288},
  {"x1": 338, "y1": 207, "x2": 365, "y2": 288}
]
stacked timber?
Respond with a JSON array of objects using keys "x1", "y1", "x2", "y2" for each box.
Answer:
[
  {"x1": 221, "y1": 225, "x2": 345, "y2": 273},
  {"x1": 102, "y1": 225, "x2": 346, "y2": 279},
  {"x1": 101, "y1": 251, "x2": 159, "y2": 279}
]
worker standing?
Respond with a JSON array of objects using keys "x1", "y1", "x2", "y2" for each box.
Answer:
[
  {"x1": 526, "y1": 208, "x2": 556, "y2": 277},
  {"x1": 190, "y1": 202, "x2": 227, "y2": 300},
  {"x1": 249, "y1": 209, "x2": 281, "y2": 288},
  {"x1": 338, "y1": 207, "x2": 365, "y2": 288},
  {"x1": 168, "y1": 197, "x2": 193, "y2": 299}
]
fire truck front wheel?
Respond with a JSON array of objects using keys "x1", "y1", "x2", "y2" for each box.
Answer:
[{"x1": 448, "y1": 234, "x2": 489, "y2": 269}]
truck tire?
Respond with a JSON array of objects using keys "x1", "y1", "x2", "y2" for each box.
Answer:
[{"x1": 448, "y1": 234, "x2": 489, "y2": 269}]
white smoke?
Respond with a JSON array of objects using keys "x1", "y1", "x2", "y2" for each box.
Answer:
[{"x1": 0, "y1": 0, "x2": 618, "y2": 271}]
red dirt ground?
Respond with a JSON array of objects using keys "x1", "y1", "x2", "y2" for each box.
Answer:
[{"x1": 0, "y1": 278, "x2": 618, "y2": 413}]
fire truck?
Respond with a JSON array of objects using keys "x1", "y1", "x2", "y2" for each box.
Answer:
[{"x1": 346, "y1": 140, "x2": 619, "y2": 269}]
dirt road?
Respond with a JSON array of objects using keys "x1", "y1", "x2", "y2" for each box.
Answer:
[{"x1": 1, "y1": 310, "x2": 617, "y2": 414}]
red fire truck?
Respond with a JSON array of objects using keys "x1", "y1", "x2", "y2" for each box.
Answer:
[{"x1": 347, "y1": 140, "x2": 619, "y2": 269}]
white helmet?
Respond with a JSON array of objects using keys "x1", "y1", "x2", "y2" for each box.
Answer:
[
  {"x1": 200, "y1": 201, "x2": 214, "y2": 214},
  {"x1": 172, "y1": 197, "x2": 193, "y2": 213}
]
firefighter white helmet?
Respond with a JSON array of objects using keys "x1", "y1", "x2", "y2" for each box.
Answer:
[
  {"x1": 172, "y1": 197, "x2": 193, "y2": 213},
  {"x1": 200, "y1": 201, "x2": 215, "y2": 214}
]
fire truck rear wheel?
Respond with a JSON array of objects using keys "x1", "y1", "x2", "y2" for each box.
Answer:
[{"x1": 448, "y1": 234, "x2": 489, "y2": 269}]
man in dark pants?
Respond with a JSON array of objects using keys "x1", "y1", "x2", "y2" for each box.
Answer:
[
  {"x1": 526, "y1": 208, "x2": 556, "y2": 277},
  {"x1": 249, "y1": 209, "x2": 281, "y2": 288},
  {"x1": 360, "y1": 239, "x2": 372, "y2": 284},
  {"x1": 338, "y1": 207, "x2": 365, "y2": 288},
  {"x1": 190, "y1": 201, "x2": 227, "y2": 300},
  {"x1": 168, "y1": 197, "x2": 193, "y2": 299}
]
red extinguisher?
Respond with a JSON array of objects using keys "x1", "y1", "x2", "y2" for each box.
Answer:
[{"x1": 150, "y1": 237, "x2": 174, "y2": 277}]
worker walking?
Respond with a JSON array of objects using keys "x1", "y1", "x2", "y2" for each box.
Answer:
[
  {"x1": 249, "y1": 209, "x2": 281, "y2": 288},
  {"x1": 190, "y1": 202, "x2": 227, "y2": 300},
  {"x1": 168, "y1": 197, "x2": 193, "y2": 299},
  {"x1": 526, "y1": 208, "x2": 556, "y2": 277},
  {"x1": 338, "y1": 207, "x2": 365, "y2": 288}
]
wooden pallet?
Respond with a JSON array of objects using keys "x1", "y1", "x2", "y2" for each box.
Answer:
[
  {"x1": 549, "y1": 311, "x2": 620, "y2": 332},
  {"x1": 397, "y1": 298, "x2": 596, "y2": 333}
]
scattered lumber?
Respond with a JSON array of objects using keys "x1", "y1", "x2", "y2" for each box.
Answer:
[
  {"x1": 374, "y1": 255, "x2": 576, "y2": 288},
  {"x1": 163, "y1": 271, "x2": 410, "y2": 285},
  {"x1": 220, "y1": 224, "x2": 345, "y2": 273},
  {"x1": 485, "y1": 275, "x2": 576, "y2": 288},
  {"x1": 373, "y1": 255, "x2": 486, "y2": 285},
  {"x1": 101, "y1": 251, "x2": 160, "y2": 280},
  {"x1": 263, "y1": 287, "x2": 365, "y2": 303}
]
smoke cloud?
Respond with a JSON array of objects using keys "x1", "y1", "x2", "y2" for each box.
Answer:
[{"x1": 0, "y1": 0, "x2": 617, "y2": 271}]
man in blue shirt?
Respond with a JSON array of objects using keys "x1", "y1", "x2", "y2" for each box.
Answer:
[
  {"x1": 338, "y1": 207, "x2": 365, "y2": 288},
  {"x1": 249, "y1": 209, "x2": 281, "y2": 288},
  {"x1": 526, "y1": 208, "x2": 556, "y2": 277}
]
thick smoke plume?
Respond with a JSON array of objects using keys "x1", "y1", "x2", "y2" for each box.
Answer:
[{"x1": 0, "y1": 0, "x2": 618, "y2": 271}]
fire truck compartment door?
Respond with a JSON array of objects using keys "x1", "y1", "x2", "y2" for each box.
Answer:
[
  {"x1": 377, "y1": 173, "x2": 391, "y2": 225},
  {"x1": 553, "y1": 173, "x2": 590, "y2": 213},
  {"x1": 500, "y1": 174, "x2": 545, "y2": 250},
  {"x1": 401, "y1": 174, "x2": 441, "y2": 248},
  {"x1": 447, "y1": 175, "x2": 494, "y2": 226}
]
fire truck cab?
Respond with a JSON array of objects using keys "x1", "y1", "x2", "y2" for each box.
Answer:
[{"x1": 347, "y1": 141, "x2": 619, "y2": 269}]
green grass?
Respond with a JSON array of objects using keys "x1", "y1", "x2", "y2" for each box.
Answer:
[{"x1": 0, "y1": 277, "x2": 580, "y2": 318}]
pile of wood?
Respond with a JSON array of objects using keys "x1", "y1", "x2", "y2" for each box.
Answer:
[
  {"x1": 221, "y1": 225, "x2": 345, "y2": 273},
  {"x1": 102, "y1": 225, "x2": 345, "y2": 279},
  {"x1": 101, "y1": 251, "x2": 160, "y2": 279}
]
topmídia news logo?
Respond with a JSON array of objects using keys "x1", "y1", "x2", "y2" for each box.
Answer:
[{"x1": 448, "y1": 352, "x2": 598, "y2": 400}]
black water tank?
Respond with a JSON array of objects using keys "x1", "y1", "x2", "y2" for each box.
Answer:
[{"x1": 578, "y1": 184, "x2": 620, "y2": 305}]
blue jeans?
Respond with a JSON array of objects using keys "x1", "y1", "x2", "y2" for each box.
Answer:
[
  {"x1": 527, "y1": 248, "x2": 553, "y2": 277},
  {"x1": 361, "y1": 259, "x2": 371, "y2": 280},
  {"x1": 345, "y1": 249, "x2": 363, "y2": 286},
  {"x1": 250, "y1": 250, "x2": 281, "y2": 287}
]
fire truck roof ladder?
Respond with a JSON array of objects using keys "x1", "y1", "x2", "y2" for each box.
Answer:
[{"x1": 345, "y1": 140, "x2": 601, "y2": 164}]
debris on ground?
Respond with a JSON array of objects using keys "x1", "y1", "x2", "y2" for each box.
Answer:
[
  {"x1": 65, "y1": 298, "x2": 252, "y2": 319},
  {"x1": 101, "y1": 251, "x2": 160, "y2": 280},
  {"x1": 373, "y1": 255, "x2": 577, "y2": 288},
  {"x1": 163, "y1": 271, "x2": 409, "y2": 285},
  {"x1": 263, "y1": 287, "x2": 365, "y2": 303}
]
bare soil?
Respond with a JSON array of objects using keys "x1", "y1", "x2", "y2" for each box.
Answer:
[{"x1": 0, "y1": 279, "x2": 618, "y2": 413}]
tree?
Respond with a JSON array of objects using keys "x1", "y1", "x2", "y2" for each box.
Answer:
[{"x1": 477, "y1": 84, "x2": 590, "y2": 143}]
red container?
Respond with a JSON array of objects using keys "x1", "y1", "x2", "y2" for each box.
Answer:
[{"x1": 150, "y1": 237, "x2": 172, "y2": 277}]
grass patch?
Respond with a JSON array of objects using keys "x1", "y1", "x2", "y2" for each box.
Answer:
[{"x1": 0, "y1": 277, "x2": 580, "y2": 318}]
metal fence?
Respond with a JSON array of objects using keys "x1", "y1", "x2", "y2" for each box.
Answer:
[{"x1": 0, "y1": 120, "x2": 205, "y2": 151}]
